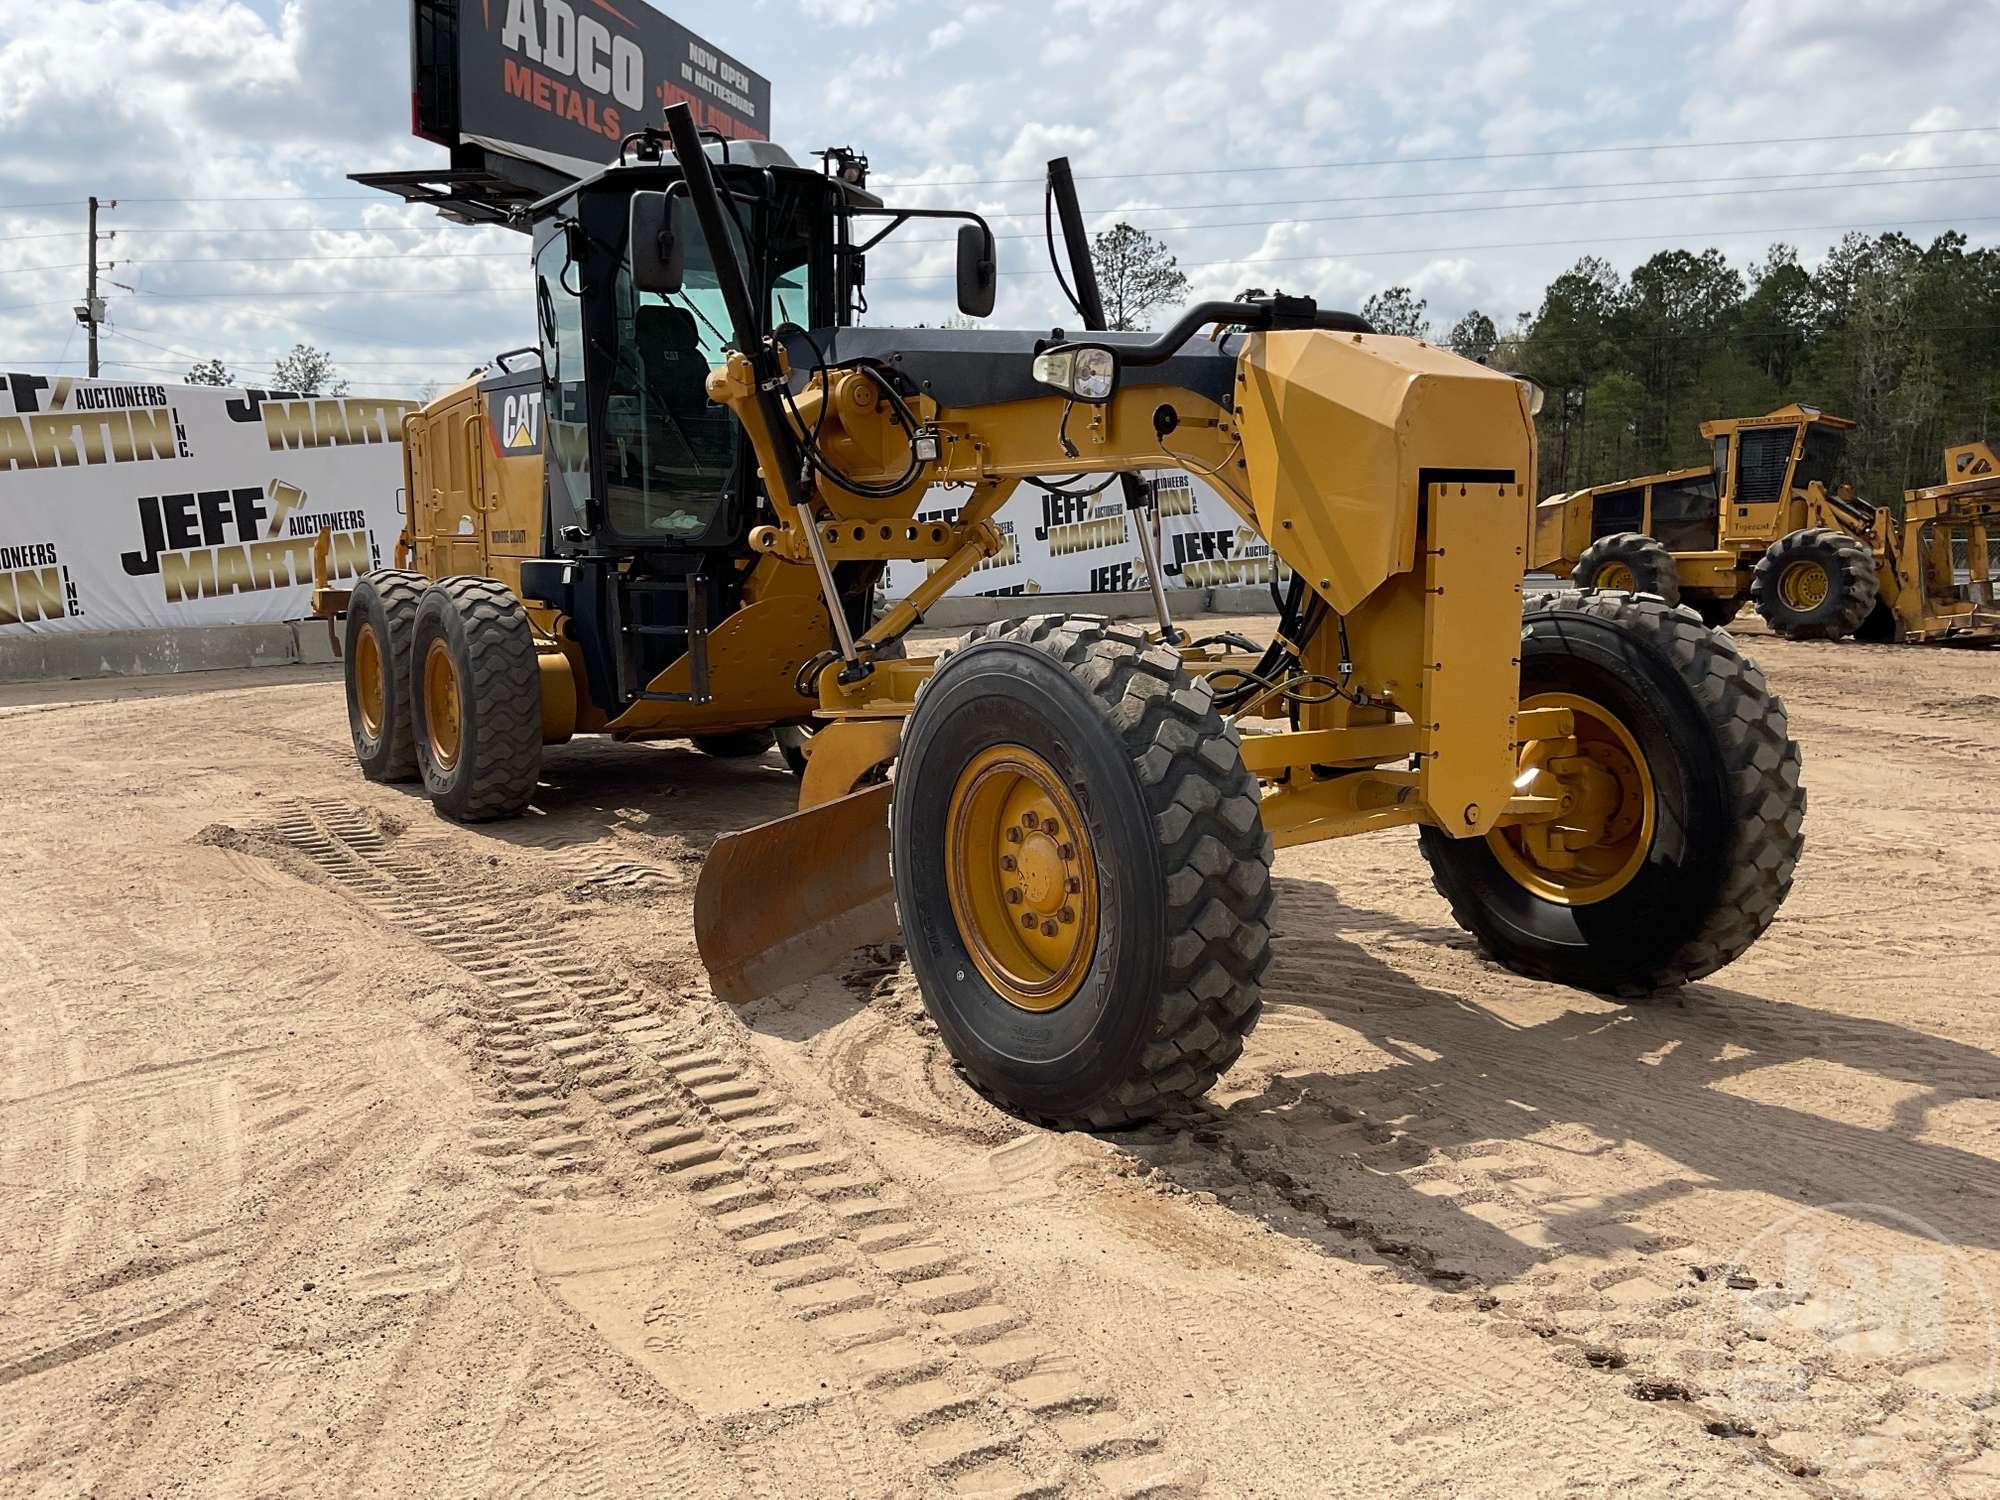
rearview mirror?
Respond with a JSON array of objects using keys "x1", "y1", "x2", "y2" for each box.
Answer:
[
  {"x1": 629, "y1": 190, "x2": 684, "y2": 295},
  {"x1": 956, "y1": 223, "x2": 996, "y2": 318}
]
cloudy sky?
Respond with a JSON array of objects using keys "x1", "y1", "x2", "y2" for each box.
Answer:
[{"x1": 1, "y1": 0, "x2": 1993, "y2": 396}]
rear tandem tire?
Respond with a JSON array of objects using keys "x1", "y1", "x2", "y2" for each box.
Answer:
[
  {"x1": 409, "y1": 577, "x2": 543, "y2": 823},
  {"x1": 344, "y1": 569, "x2": 426, "y2": 783},
  {"x1": 1418, "y1": 589, "x2": 1804, "y2": 996},
  {"x1": 890, "y1": 614, "x2": 1272, "y2": 1130}
]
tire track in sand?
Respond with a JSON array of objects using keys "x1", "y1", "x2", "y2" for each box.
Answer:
[{"x1": 265, "y1": 797, "x2": 1203, "y2": 1500}]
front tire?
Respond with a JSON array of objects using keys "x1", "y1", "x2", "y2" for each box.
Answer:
[
  {"x1": 890, "y1": 615, "x2": 1272, "y2": 1129},
  {"x1": 343, "y1": 569, "x2": 426, "y2": 782},
  {"x1": 1419, "y1": 590, "x2": 1803, "y2": 995},
  {"x1": 410, "y1": 578, "x2": 543, "y2": 822},
  {"x1": 1573, "y1": 532, "x2": 1680, "y2": 605},
  {"x1": 1752, "y1": 528, "x2": 1879, "y2": 640}
]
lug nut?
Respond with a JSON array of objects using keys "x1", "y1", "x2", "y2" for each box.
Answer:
[
  {"x1": 1065, "y1": 875, "x2": 1082, "y2": 894},
  {"x1": 1043, "y1": 817, "x2": 1061, "y2": 838},
  {"x1": 1005, "y1": 888, "x2": 1023, "y2": 905},
  {"x1": 1005, "y1": 826, "x2": 1022, "y2": 844},
  {"x1": 1020, "y1": 912, "x2": 1037, "y2": 929},
  {"x1": 1000, "y1": 854, "x2": 1017, "y2": 871},
  {"x1": 1057, "y1": 842, "x2": 1075, "y2": 860},
  {"x1": 1040, "y1": 920, "x2": 1059, "y2": 937},
  {"x1": 1022, "y1": 810, "x2": 1039, "y2": 829},
  {"x1": 1059, "y1": 906, "x2": 1075, "y2": 924}
]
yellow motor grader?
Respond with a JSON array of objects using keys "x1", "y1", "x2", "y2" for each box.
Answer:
[
  {"x1": 1533, "y1": 406, "x2": 2000, "y2": 643},
  {"x1": 322, "y1": 103, "x2": 1804, "y2": 1129}
]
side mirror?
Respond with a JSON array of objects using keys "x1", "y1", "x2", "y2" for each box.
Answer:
[
  {"x1": 629, "y1": 190, "x2": 684, "y2": 295},
  {"x1": 1032, "y1": 343, "x2": 1118, "y2": 403},
  {"x1": 956, "y1": 223, "x2": 996, "y2": 318}
]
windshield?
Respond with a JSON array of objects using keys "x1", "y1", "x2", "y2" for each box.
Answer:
[{"x1": 599, "y1": 193, "x2": 815, "y2": 541}]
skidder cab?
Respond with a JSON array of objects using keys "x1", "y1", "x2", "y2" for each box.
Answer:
[{"x1": 335, "y1": 103, "x2": 1805, "y2": 1129}]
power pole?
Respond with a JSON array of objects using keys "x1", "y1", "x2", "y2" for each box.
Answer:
[{"x1": 79, "y1": 196, "x2": 113, "y2": 378}]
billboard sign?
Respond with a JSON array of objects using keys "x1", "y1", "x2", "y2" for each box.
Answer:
[
  {"x1": 0, "y1": 375, "x2": 411, "y2": 635},
  {"x1": 418, "y1": 0, "x2": 772, "y2": 183}
]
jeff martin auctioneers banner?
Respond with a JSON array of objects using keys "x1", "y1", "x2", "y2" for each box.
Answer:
[{"x1": 0, "y1": 375, "x2": 414, "y2": 635}]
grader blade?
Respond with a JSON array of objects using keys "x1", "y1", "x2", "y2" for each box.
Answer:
[{"x1": 694, "y1": 782, "x2": 898, "y2": 1005}]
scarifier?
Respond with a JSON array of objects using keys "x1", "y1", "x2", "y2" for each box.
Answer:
[{"x1": 320, "y1": 103, "x2": 1806, "y2": 1128}]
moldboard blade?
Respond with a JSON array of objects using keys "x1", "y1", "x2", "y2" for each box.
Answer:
[{"x1": 693, "y1": 782, "x2": 898, "y2": 1004}]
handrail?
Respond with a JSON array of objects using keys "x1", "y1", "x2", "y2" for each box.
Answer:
[{"x1": 1119, "y1": 299, "x2": 1374, "y2": 368}]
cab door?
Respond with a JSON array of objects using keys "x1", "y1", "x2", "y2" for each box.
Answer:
[{"x1": 412, "y1": 394, "x2": 487, "y2": 578}]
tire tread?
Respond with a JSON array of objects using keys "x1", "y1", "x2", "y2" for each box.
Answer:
[{"x1": 901, "y1": 612, "x2": 1273, "y2": 1129}]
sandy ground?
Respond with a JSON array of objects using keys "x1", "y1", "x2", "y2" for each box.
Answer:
[{"x1": 2, "y1": 614, "x2": 1997, "y2": 1499}]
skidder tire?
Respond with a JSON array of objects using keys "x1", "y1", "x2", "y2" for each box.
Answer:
[
  {"x1": 1418, "y1": 590, "x2": 1803, "y2": 995},
  {"x1": 890, "y1": 614, "x2": 1272, "y2": 1129},
  {"x1": 1573, "y1": 532, "x2": 1680, "y2": 605},
  {"x1": 410, "y1": 578, "x2": 542, "y2": 822},
  {"x1": 693, "y1": 729, "x2": 777, "y2": 759},
  {"x1": 1752, "y1": 527, "x2": 1879, "y2": 640},
  {"x1": 344, "y1": 569, "x2": 425, "y2": 782}
]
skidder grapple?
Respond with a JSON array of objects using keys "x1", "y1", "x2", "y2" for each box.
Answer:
[{"x1": 326, "y1": 104, "x2": 1805, "y2": 1128}]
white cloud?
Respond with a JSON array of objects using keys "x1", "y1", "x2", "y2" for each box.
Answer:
[
  {"x1": 798, "y1": 0, "x2": 898, "y2": 26},
  {"x1": 0, "y1": 0, "x2": 1991, "y2": 379}
]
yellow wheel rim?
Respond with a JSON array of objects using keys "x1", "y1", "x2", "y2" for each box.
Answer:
[
  {"x1": 944, "y1": 746, "x2": 1098, "y2": 1013},
  {"x1": 1778, "y1": 559, "x2": 1829, "y2": 611},
  {"x1": 1595, "y1": 561, "x2": 1637, "y2": 591},
  {"x1": 422, "y1": 638, "x2": 463, "y2": 771},
  {"x1": 1489, "y1": 691, "x2": 1655, "y2": 906},
  {"x1": 354, "y1": 622, "x2": 386, "y2": 740}
]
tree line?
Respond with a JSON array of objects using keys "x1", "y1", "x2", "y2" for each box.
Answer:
[
  {"x1": 186, "y1": 228, "x2": 1996, "y2": 509},
  {"x1": 1363, "y1": 230, "x2": 2000, "y2": 506}
]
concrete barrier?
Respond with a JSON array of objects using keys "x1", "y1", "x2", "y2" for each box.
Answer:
[
  {"x1": 0, "y1": 593, "x2": 1283, "y2": 685},
  {"x1": 0, "y1": 620, "x2": 343, "y2": 685}
]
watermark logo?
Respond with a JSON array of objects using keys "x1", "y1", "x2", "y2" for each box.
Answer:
[{"x1": 1699, "y1": 1203, "x2": 1995, "y2": 1494}]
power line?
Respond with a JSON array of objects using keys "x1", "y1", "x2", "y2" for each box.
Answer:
[
  {"x1": 74, "y1": 162, "x2": 2000, "y2": 244},
  {"x1": 872, "y1": 123, "x2": 2000, "y2": 190},
  {"x1": 87, "y1": 167, "x2": 2000, "y2": 272},
  {"x1": 129, "y1": 285, "x2": 526, "y2": 300},
  {"x1": 102, "y1": 324, "x2": 485, "y2": 369},
  {"x1": 121, "y1": 249, "x2": 523, "y2": 267},
  {"x1": 0, "y1": 261, "x2": 83, "y2": 278},
  {"x1": 867, "y1": 212, "x2": 2000, "y2": 282},
  {"x1": 901, "y1": 170, "x2": 2000, "y2": 247}
]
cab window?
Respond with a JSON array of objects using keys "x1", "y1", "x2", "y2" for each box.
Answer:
[
  {"x1": 1795, "y1": 424, "x2": 1846, "y2": 492},
  {"x1": 536, "y1": 232, "x2": 590, "y2": 528},
  {"x1": 1735, "y1": 427, "x2": 1794, "y2": 505}
]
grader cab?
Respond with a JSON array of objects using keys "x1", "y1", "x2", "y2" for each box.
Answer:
[
  {"x1": 1534, "y1": 407, "x2": 2000, "y2": 643},
  {"x1": 328, "y1": 103, "x2": 1804, "y2": 1129}
]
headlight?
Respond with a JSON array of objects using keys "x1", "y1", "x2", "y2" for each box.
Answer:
[
  {"x1": 1032, "y1": 344, "x2": 1119, "y2": 403},
  {"x1": 1507, "y1": 372, "x2": 1546, "y2": 417}
]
